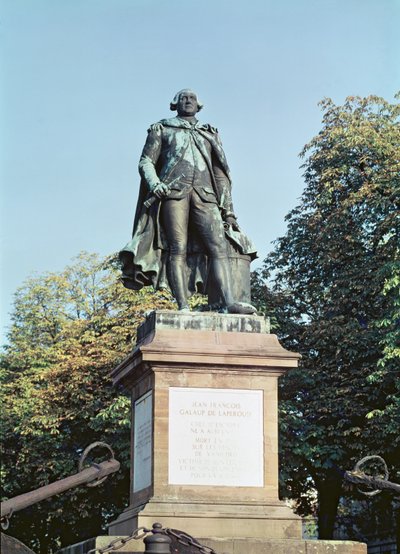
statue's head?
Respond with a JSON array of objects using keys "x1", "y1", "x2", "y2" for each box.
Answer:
[{"x1": 170, "y1": 89, "x2": 203, "y2": 116}]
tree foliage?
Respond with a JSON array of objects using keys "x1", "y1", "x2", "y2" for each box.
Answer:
[
  {"x1": 0, "y1": 252, "x2": 174, "y2": 552},
  {"x1": 252, "y1": 94, "x2": 400, "y2": 538}
]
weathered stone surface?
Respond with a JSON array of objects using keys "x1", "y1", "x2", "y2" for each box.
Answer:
[
  {"x1": 137, "y1": 310, "x2": 270, "y2": 342},
  {"x1": 108, "y1": 503, "x2": 303, "y2": 539},
  {"x1": 305, "y1": 539, "x2": 367, "y2": 553},
  {"x1": 112, "y1": 312, "x2": 298, "y2": 389},
  {"x1": 109, "y1": 311, "x2": 302, "y2": 539},
  {"x1": 58, "y1": 535, "x2": 367, "y2": 554},
  {"x1": 200, "y1": 537, "x2": 367, "y2": 554},
  {"x1": 103, "y1": 311, "x2": 366, "y2": 554}
]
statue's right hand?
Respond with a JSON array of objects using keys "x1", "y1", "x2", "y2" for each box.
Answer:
[{"x1": 152, "y1": 182, "x2": 170, "y2": 198}]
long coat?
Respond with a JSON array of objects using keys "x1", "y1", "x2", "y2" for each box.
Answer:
[{"x1": 119, "y1": 117, "x2": 256, "y2": 293}]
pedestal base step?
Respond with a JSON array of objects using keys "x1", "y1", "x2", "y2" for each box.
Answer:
[
  {"x1": 107, "y1": 500, "x2": 302, "y2": 539},
  {"x1": 201, "y1": 537, "x2": 367, "y2": 554},
  {"x1": 59, "y1": 535, "x2": 367, "y2": 554}
]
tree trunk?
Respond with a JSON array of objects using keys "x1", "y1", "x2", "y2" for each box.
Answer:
[{"x1": 317, "y1": 476, "x2": 342, "y2": 539}]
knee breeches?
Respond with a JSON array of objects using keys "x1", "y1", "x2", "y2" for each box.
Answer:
[{"x1": 161, "y1": 190, "x2": 227, "y2": 258}]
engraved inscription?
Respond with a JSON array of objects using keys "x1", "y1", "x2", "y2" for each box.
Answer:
[
  {"x1": 133, "y1": 390, "x2": 152, "y2": 492},
  {"x1": 169, "y1": 388, "x2": 264, "y2": 487}
]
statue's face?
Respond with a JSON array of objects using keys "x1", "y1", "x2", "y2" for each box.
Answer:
[{"x1": 176, "y1": 91, "x2": 199, "y2": 116}]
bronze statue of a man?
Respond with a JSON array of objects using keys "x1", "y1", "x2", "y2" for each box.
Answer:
[{"x1": 119, "y1": 89, "x2": 256, "y2": 313}]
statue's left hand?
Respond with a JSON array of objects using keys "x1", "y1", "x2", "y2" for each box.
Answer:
[{"x1": 225, "y1": 216, "x2": 240, "y2": 232}]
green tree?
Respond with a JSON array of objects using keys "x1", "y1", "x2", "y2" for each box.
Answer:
[
  {"x1": 1, "y1": 252, "x2": 174, "y2": 553},
  {"x1": 252, "y1": 94, "x2": 400, "y2": 538}
]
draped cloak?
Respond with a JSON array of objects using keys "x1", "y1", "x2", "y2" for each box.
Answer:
[{"x1": 119, "y1": 117, "x2": 256, "y2": 294}]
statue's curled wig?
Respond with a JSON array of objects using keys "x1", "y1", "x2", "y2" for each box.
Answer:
[{"x1": 170, "y1": 89, "x2": 203, "y2": 112}]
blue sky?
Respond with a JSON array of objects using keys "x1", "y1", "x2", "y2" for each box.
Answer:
[{"x1": 1, "y1": 0, "x2": 399, "y2": 342}]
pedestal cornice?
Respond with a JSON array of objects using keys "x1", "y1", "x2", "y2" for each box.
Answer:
[{"x1": 111, "y1": 311, "x2": 300, "y2": 388}]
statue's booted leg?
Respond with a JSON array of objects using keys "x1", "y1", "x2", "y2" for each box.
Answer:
[
  {"x1": 191, "y1": 196, "x2": 256, "y2": 314},
  {"x1": 168, "y1": 254, "x2": 190, "y2": 311},
  {"x1": 162, "y1": 197, "x2": 191, "y2": 311},
  {"x1": 211, "y1": 256, "x2": 257, "y2": 315}
]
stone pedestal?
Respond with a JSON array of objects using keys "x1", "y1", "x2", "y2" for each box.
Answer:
[
  {"x1": 59, "y1": 310, "x2": 367, "y2": 554},
  {"x1": 108, "y1": 311, "x2": 302, "y2": 540}
]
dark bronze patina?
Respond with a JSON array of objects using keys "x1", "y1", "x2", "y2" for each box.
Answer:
[{"x1": 119, "y1": 89, "x2": 257, "y2": 313}]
